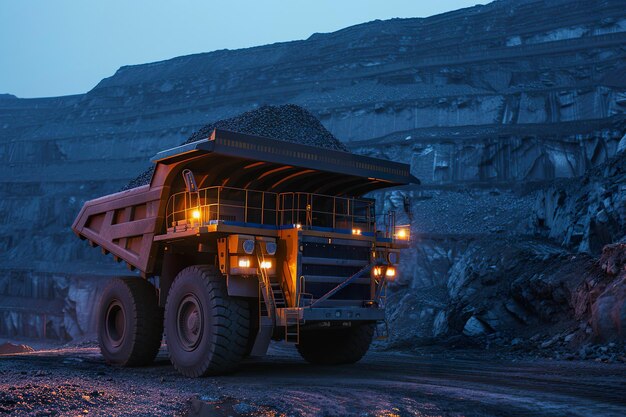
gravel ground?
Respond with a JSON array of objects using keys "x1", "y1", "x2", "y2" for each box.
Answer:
[
  {"x1": 1, "y1": 343, "x2": 625, "y2": 417},
  {"x1": 124, "y1": 105, "x2": 346, "y2": 190}
]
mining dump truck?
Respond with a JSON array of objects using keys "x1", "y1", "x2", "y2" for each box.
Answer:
[{"x1": 72, "y1": 129, "x2": 417, "y2": 377}]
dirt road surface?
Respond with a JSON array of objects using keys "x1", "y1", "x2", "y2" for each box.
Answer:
[{"x1": 0, "y1": 344, "x2": 624, "y2": 416}]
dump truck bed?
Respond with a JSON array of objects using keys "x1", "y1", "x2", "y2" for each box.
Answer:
[{"x1": 72, "y1": 129, "x2": 418, "y2": 275}]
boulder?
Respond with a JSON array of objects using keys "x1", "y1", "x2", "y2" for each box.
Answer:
[
  {"x1": 591, "y1": 245, "x2": 626, "y2": 341},
  {"x1": 463, "y1": 316, "x2": 490, "y2": 337},
  {"x1": 592, "y1": 286, "x2": 626, "y2": 341},
  {"x1": 600, "y1": 243, "x2": 626, "y2": 276}
]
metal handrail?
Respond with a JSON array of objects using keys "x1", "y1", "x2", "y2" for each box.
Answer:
[
  {"x1": 255, "y1": 243, "x2": 276, "y2": 323},
  {"x1": 166, "y1": 185, "x2": 376, "y2": 232},
  {"x1": 166, "y1": 186, "x2": 279, "y2": 228},
  {"x1": 279, "y1": 192, "x2": 375, "y2": 232},
  {"x1": 297, "y1": 275, "x2": 314, "y2": 307}
]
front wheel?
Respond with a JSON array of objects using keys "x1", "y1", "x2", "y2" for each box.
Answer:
[
  {"x1": 164, "y1": 265, "x2": 250, "y2": 377},
  {"x1": 296, "y1": 323, "x2": 375, "y2": 365}
]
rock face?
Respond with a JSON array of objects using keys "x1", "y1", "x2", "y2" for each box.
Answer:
[
  {"x1": 384, "y1": 233, "x2": 626, "y2": 353},
  {"x1": 1, "y1": 0, "x2": 626, "y2": 341},
  {"x1": 0, "y1": 272, "x2": 109, "y2": 341},
  {"x1": 533, "y1": 148, "x2": 626, "y2": 254}
]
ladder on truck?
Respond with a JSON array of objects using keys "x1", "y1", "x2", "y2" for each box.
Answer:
[
  {"x1": 254, "y1": 245, "x2": 301, "y2": 348},
  {"x1": 284, "y1": 308, "x2": 300, "y2": 344},
  {"x1": 256, "y1": 247, "x2": 277, "y2": 318},
  {"x1": 250, "y1": 245, "x2": 277, "y2": 355},
  {"x1": 270, "y1": 282, "x2": 286, "y2": 308}
]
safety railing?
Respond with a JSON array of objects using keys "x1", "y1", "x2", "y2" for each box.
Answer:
[
  {"x1": 279, "y1": 192, "x2": 375, "y2": 233},
  {"x1": 165, "y1": 186, "x2": 278, "y2": 230},
  {"x1": 380, "y1": 210, "x2": 411, "y2": 242},
  {"x1": 165, "y1": 186, "x2": 376, "y2": 233}
]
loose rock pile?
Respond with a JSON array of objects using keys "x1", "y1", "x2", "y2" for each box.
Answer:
[
  {"x1": 124, "y1": 105, "x2": 346, "y2": 190},
  {"x1": 184, "y1": 104, "x2": 347, "y2": 151}
]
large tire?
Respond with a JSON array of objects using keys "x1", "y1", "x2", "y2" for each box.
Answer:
[
  {"x1": 97, "y1": 277, "x2": 163, "y2": 367},
  {"x1": 296, "y1": 323, "x2": 375, "y2": 365},
  {"x1": 164, "y1": 265, "x2": 250, "y2": 377}
]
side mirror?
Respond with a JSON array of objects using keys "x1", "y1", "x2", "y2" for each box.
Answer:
[{"x1": 182, "y1": 169, "x2": 198, "y2": 193}]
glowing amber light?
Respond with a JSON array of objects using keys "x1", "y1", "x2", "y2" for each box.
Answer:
[
  {"x1": 396, "y1": 228, "x2": 408, "y2": 239},
  {"x1": 191, "y1": 209, "x2": 201, "y2": 220},
  {"x1": 260, "y1": 261, "x2": 272, "y2": 269},
  {"x1": 385, "y1": 267, "x2": 396, "y2": 278},
  {"x1": 238, "y1": 258, "x2": 251, "y2": 268},
  {"x1": 373, "y1": 266, "x2": 382, "y2": 277},
  {"x1": 352, "y1": 228, "x2": 362, "y2": 235}
]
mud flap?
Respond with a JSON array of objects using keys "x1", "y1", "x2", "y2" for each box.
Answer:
[
  {"x1": 227, "y1": 275, "x2": 259, "y2": 297},
  {"x1": 250, "y1": 316, "x2": 273, "y2": 356}
]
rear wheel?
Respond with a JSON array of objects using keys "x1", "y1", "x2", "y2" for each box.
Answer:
[
  {"x1": 97, "y1": 277, "x2": 163, "y2": 367},
  {"x1": 296, "y1": 323, "x2": 375, "y2": 365},
  {"x1": 164, "y1": 265, "x2": 250, "y2": 377}
]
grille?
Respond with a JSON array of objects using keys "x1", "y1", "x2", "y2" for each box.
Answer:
[
  {"x1": 300, "y1": 238, "x2": 371, "y2": 301},
  {"x1": 302, "y1": 242, "x2": 369, "y2": 260}
]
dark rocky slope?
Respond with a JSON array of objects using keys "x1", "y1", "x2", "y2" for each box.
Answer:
[
  {"x1": 534, "y1": 142, "x2": 626, "y2": 253},
  {"x1": 375, "y1": 149, "x2": 626, "y2": 359},
  {"x1": 1, "y1": 0, "x2": 625, "y2": 346}
]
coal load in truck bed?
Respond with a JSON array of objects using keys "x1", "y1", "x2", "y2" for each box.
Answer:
[
  {"x1": 184, "y1": 104, "x2": 347, "y2": 150},
  {"x1": 123, "y1": 105, "x2": 347, "y2": 190}
]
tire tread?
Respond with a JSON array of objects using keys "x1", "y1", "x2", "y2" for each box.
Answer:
[
  {"x1": 98, "y1": 277, "x2": 163, "y2": 367},
  {"x1": 165, "y1": 265, "x2": 250, "y2": 377}
]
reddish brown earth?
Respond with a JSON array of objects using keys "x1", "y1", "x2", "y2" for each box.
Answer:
[{"x1": 0, "y1": 342, "x2": 34, "y2": 355}]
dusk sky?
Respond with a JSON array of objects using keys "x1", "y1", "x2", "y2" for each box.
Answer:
[{"x1": 1, "y1": 0, "x2": 487, "y2": 98}]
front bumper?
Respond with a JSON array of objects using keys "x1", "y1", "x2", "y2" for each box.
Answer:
[{"x1": 276, "y1": 306, "x2": 385, "y2": 325}]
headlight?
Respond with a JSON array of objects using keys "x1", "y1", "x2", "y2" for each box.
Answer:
[
  {"x1": 352, "y1": 228, "x2": 362, "y2": 235},
  {"x1": 242, "y1": 240, "x2": 255, "y2": 254},
  {"x1": 395, "y1": 226, "x2": 410, "y2": 240},
  {"x1": 191, "y1": 209, "x2": 201, "y2": 220},
  {"x1": 265, "y1": 241, "x2": 277, "y2": 256},
  {"x1": 238, "y1": 257, "x2": 251, "y2": 268},
  {"x1": 385, "y1": 266, "x2": 396, "y2": 278},
  {"x1": 372, "y1": 266, "x2": 382, "y2": 277},
  {"x1": 260, "y1": 261, "x2": 272, "y2": 269}
]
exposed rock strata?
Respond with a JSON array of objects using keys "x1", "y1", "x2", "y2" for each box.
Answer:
[{"x1": 533, "y1": 146, "x2": 626, "y2": 254}]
